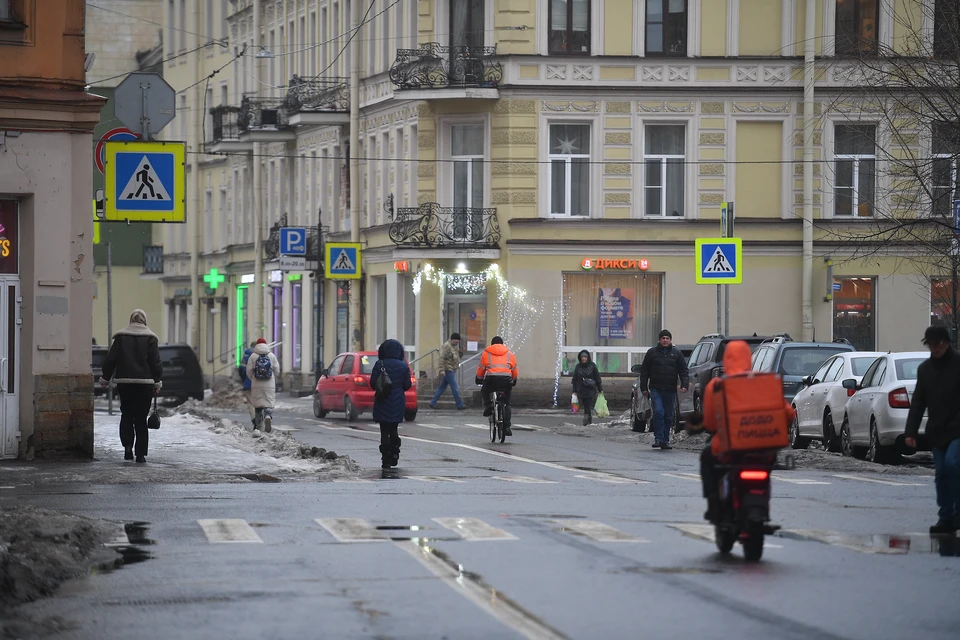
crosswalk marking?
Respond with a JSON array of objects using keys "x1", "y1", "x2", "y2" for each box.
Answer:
[
  {"x1": 669, "y1": 523, "x2": 783, "y2": 549},
  {"x1": 197, "y1": 519, "x2": 263, "y2": 543},
  {"x1": 550, "y1": 519, "x2": 648, "y2": 542},
  {"x1": 662, "y1": 472, "x2": 701, "y2": 482},
  {"x1": 415, "y1": 423, "x2": 454, "y2": 430},
  {"x1": 332, "y1": 478, "x2": 375, "y2": 483},
  {"x1": 832, "y1": 474, "x2": 925, "y2": 487},
  {"x1": 495, "y1": 475, "x2": 558, "y2": 484},
  {"x1": 406, "y1": 475, "x2": 468, "y2": 483},
  {"x1": 271, "y1": 424, "x2": 300, "y2": 432},
  {"x1": 315, "y1": 518, "x2": 387, "y2": 542},
  {"x1": 776, "y1": 529, "x2": 903, "y2": 554},
  {"x1": 464, "y1": 423, "x2": 489, "y2": 430},
  {"x1": 433, "y1": 517, "x2": 517, "y2": 541},
  {"x1": 772, "y1": 474, "x2": 831, "y2": 485},
  {"x1": 575, "y1": 473, "x2": 648, "y2": 484},
  {"x1": 511, "y1": 423, "x2": 543, "y2": 431}
]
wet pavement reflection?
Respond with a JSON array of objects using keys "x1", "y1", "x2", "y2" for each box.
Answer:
[{"x1": 776, "y1": 529, "x2": 958, "y2": 556}]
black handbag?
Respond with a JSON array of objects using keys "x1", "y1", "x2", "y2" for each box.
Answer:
[{"x1": 147, "y1": 394, "x2": 161, "y2": 430}]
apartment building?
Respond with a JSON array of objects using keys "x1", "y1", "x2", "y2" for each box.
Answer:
[{"x1": 163, "y1": 0, "x2": 956, "y2": 391}]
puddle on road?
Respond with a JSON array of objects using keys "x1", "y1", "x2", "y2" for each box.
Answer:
[{"x1": 775, "y1": 530, "x2": 959, "y2": 556}]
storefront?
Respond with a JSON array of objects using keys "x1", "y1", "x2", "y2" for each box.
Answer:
[{"x1": 832, "y1": 277, "x2": 875, "y2": 350}]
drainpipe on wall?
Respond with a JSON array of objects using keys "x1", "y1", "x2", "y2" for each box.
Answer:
[
  {"x1": 348, "y1": 0, "x2": 361, "y2": 350},
  {"x1": 252, "y1": 1, "x2": 264, "y2": 338},
  {"x1": 190, "y1": 0, "x2": 203, "y2": 352},
  {"x1": 801, "y1": 0, "x2": 816, "y2": 342}
]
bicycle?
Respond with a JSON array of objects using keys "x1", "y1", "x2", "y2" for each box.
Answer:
[{"x1": 489, "y1": 389, "x2": 507, "y2": 443}]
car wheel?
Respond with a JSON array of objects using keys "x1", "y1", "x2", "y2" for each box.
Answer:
[
  {"x1": 839, "y1": 417, "x2": 854, "y2": 457},
  {"x1": 344, "y1": 396, "x2": 358, "y2": 422},
  {"x1": 313, "y1": 393, "x2": 328, "y2": 418},
  {"x1": 789, "y1": 409, "x2": 810, "y2": 450},
  {"x1": 404, "y1": 409, "x2": 417, "y2": 422},
  {"x1": 631, "y1": 395, "x2": 647, "y2": 432},
  {"x1": 693, "y1": 394, "x2": 703, "y2": 416},
  {"x1": 866, "y1": 420, "x2": 894, "y2": 464},
  {"x1": 822, "y1": 410, "x2": 841, "y2": 453},
  {"x1": 673, "y1": 397, "x2": 682, "y2": 433}
]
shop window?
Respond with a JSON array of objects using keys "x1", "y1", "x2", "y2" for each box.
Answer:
[
  {"x1": 549, "y1": 0, "x2": 590, "y2": 54},
  {"x1": 272, "y1": 287, "x2": 283, "y2": 370},
  {"x1": 292, "y1": 283, "x2": 302, "y2": 370},
  {"x1": 833, "y1": 277, "x2": 875, "y2": 350},
  {"x1": 206, "y1": 302, "x2": 215, "y2": 362},
  {"x1": 645, "y1": 0, "x2": 687, "y2": 56},
  {"x1": 402, "y1": 274, "x2": 416, "y2": 348},
  {"x1": 220, "y1": 300, "x2": 230, "y2": 363},
  {"x1": 643, "y1": 125, "x2": 685, "y2": 217},
  {"x1": 549, "y1": 124, "x2": 591, "y2": 216},
  {"x1": 373, "y1": 276, "x2": 387, "y2": 345},
  {"x1": 930, "y1": 277, "x2": 959, "y2": 334},
  {"x1": 935, "y1": 0, "x2": 960, "y2": 58},
  {"x1": 932, "y1": 122, "x2": 960, "y2": 219},
  {"x1": 562, "y1": 272, "x2": 663, "y2": 373},
  {"x1": 236, "y1": 286, "x2": 249, "y2": 365},
  {"x1": 835, "y1": 0, "x2": 879, "y2": 55},
  {"x1": 833, "y1": 124, "x2": 876, "y2": 217},
  {"x1": 336, "y1": 284, "x2": 349, "y2": 355}
]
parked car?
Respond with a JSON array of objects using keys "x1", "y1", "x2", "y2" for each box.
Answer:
[
  {"x1": 750, "y1": 338, "x2": 855, "y2": 403},
  {"x1": 314, "y1": 351, "x2": 418, "y2": 422},
  {"x1": 92, "y1": 343, "x2": 204, "y2": 404},
  {"x1": 789, "y1": 351, "x2": 884, "y2": 450},
  {"x1": 629, "y1": 344, "x2": 693, "y2": 433},
  {"x1": 840, "y1": 351, "x2": 929, "y2": 463}
]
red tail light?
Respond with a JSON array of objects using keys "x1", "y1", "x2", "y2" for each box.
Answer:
[
  {"x1": 739, "y1": 470, "x2": 769, "y2": 481},
  {"x1": 353, "y1": 376, "x2": 368, "y2": 387},
  {"x1": 888, "y1": 388, "x2": 910, "y2": 408}
]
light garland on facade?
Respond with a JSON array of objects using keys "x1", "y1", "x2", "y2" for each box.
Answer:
[{"x1": 551, "y1": 297, "x2": 570, "y2": 408}]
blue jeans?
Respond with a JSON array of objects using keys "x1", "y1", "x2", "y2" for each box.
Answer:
[
  {"x1": 430, "y1": 370, "x2": 465, "y2": 408},
  {"x1": 933, "y1": 438, "x2": 960, "y2": 521},
  {"x1": 650, "y1": 388, "x2": 676, "y2": 444}
]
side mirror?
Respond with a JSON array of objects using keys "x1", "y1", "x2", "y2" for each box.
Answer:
[
  {"x1": 801, "y1": 375, "x2": 813, "y2": 387},
  {"x1": 841, "y1": 378, "x2": 858, "y2": 391},
  {"x1": 630, "y1": 364, "x2": 642, "y2": 374},
  {"x1": 320, "y1": 368, "x2": 329, "y2": 377}
]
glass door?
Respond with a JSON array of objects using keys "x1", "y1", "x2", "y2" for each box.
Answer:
[
  {"x1": 445, "y1": 298, "x2": 487, "y2": 355},
  {"x1": 0, "y1": 277, "x2": 20, "y2": 459}
]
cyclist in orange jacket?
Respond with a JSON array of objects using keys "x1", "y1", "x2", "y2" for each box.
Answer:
[{"x1": 476, "y1": 336, "x2": 518, "y2": 436}]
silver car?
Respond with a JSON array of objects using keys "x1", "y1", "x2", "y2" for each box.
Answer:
[
  {"x1": 789, "y1": 351, "x2": 884, "y2": 450},
  {"x1": 840, "y1": 351, "x2": 929, "y2": 464}
]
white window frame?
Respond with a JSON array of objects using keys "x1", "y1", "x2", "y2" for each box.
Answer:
[
  {"x1": 544, "y1": 120, "x2": 595, "y2": 218},
  {"x1": 823, "y1": 0, "x2": 893, "y2": 58},
  {"x1": 633, "y1": 0, "x2": 700, "y2": 57},
  {"x1": 437, "y1": 0, "x2": 496, "y2": 49},
  {"x1": 641, "y1": 123, "x2": 687, "y2": 218},
  {"x1": 537, "y1": 0, "x2": 604, "y2": 55},
  {"x1": 831, "y1": 122, "x2": 877, "y2": 218},
  {"x1": 439, "y1": 116, "x2": 490, "y2": 211}
]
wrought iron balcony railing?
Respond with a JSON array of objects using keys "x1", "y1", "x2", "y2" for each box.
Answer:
[
  {"x1": 238, "y1": 95, "x2": 290, "y2": 131},
  {"x1": 389, "y1": 203, "x2": 501, "y2": 248},
  {"x1": 210, "y1": 105, "x2": 242, "y2": 142},
  {"x1": 283, "y1": 75, "x2": 349, "y2": 112},
  {"x1": 389, "y1": 43, "x2": 503, "y2": 90}
]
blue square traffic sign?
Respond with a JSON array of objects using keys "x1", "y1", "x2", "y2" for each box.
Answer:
[
  {"x1": 325, "y1": 242, "x2": 362, "y2": 279},
  {"x1": 695, "y1": 238, "x2": 742, "y2": 285},
  {"x1": 104, "y1": 141, "x2": 185, "y2": 222},
  {"x1": 280, "y1": 227, "x2": 307, "y2": 255}
]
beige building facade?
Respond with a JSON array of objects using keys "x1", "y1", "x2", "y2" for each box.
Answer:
[{"x1": 159, "y1": 0, "x2": 952, "y2": 397}]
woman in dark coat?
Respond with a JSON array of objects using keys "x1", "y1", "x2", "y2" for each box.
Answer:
[
  {"x1": 98, "y1": 309, "x2": 163, "y2": 463},
  {"x1": 370, "y1": 338, "x2": 412, "y2": 469},
  {"x1": 572, "y1": 349, "x2": 603, "y2": 426}
]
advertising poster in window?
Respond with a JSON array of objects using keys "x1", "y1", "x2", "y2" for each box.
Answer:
[{"x1": 598, "y1": 288, "x2": 634, "y2": 341}]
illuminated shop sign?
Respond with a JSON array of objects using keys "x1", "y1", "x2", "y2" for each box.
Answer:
[
  {"x1": 0, "y1": 202, "x2": 18, "y2": 275},
  {"x1": 394, "y1": 260, "x2": 410, "y2": 273},
  {"x1": 581, "y1": 257, "x2": 649, "y2": 271}
]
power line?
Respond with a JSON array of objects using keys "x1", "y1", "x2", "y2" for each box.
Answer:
[
  {"x1": 178, "y1": 46, "x2": 248, "y2": 96},
  {"x1": 308, "y1": 0, "x2": 384, "y2": 81},
  {"x1": 87, "y1": 2, "x2": 224, "y2": 44},
  {"x1": 85, "y1": 42, "x2": 224, "y2": 88}
]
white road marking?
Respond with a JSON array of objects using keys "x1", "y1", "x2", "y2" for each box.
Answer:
[
  {"x1": 332, "y1": 478, "x2": 375, "y2": 483},
  {"x1": 315, "y1": 518, "x2": 387, "y2": 542},
  {"x1": 433, "y1": 517, "x2": 518, "y2": 541},
  {"x1": 771, "y1": 474, "x2": 831, "y2": 485},
  {"x1": 271, "y1": 425, "x2": 300, "y2": 432},
  {"x1": 104, "y1": 525, "x2": 130, "y2": 547},
  {"x1": 575, "y1": 473, "x2": 648, "y2": 484},
  {"x1": 317, "y1": 423, "x2": 354, "y2": 431},
  {"x1": 549, "y1": 519, "x2": 648, "y2": 542},
  {"x1": 406, "y1": 475, "x2": 468, "y2": 483},
  {"x1": 780, "y1": 529, "x2": 903, "y2": 554},
  {"x1": 0, "y1": 486, "x2": 15, "y2": 490},
  {"x1": 464, "y1": 423, "x2": 489, "y2": 430},
  {"x1": 197, "y1": 519, "x2": 263, "y2": 543},
  {"x1": 396, "y1": 540, "x2": 568, "y2": 640},
  {"x1": 661, "y1": 472, "x2": 701, "y2": 482},
  {"x1": 415, "y1": 423, "x2": 454, "y2": 430},
  {"x1": 511, "y1": 423, "x2": 543, "y2": 431},
  {"x1": 832, "y1": 474, "x2": 925, "y2": 487},
  {"x1": 669, "y1": 524, "x2": 782, "y2": 548},
  {"x1": 495, "y1": 475, "x2": 558, "y2": 484}
]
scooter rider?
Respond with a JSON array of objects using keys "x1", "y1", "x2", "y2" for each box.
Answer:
[
  {"x1": 476, "y1": 336, "x2": 518, "y2": 436},
  {"x1": 688, "y1": 340, "x2": 795, "y2": 521}
]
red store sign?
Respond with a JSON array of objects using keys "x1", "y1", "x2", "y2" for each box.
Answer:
[
  {"x1": 582, "y1": 257, "x2": 649, "y2": 271},
  {"x1": 0, "y1": 201, "x2": 18, "y2": 275}
]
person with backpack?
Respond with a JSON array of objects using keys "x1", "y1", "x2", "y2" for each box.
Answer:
[
  {"x1": 245, "y1": 338, "x2": 280, "y2": 433},
  {"x1": 370, "y1": 338, "x2": 412, "y2": 469},
  {"x1": 572, "y1": 350, "x2": 603, "y2": 426},
  {"x1": 239, "y1": 341, "x2": 257, "y2": 429}
]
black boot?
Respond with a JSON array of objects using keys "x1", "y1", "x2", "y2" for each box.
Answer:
[
  {"x1": 124, "y1": 447, "x2": 133, "y2": 461},
  {"x1": 704, "y1": 493, "x2": 721, "y2": 522}
]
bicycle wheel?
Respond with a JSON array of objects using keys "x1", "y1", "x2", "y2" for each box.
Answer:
[
  {"x1": 489, "y1": 406, "x2": 497, "y2": 443},
  {"x1": 498, "y1": 400, "x2": 506, "y2": 443}
]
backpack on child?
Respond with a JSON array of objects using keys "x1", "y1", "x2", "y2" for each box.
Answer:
[{"x1": 253, "y1": 354, "x2": 274, "y2": 380}]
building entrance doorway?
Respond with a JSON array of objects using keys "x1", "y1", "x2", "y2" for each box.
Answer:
[
  {"x1": 445, "y1": 295, "x2": 487, "y2": 356},
  {"x1": 0, "y1": 276, "x2": 21, "y2": 459}
]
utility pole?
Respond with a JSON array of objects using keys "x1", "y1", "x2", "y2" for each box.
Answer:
[
  {"x1": 189, "y1": 0, "x2": 203, "y2": 353},
  {"x1": 107, "y1": 242, "x2": 114, "y2": 416},
  {"x1": 801, "y1": 0, "x2": 815, "y2": 341},
  {"x1": 348, "y1": 0, "x2": 361, "y2": 351}
]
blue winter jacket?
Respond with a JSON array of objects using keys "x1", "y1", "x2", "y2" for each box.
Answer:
[
  {"x1": 239, "y1": 348, "x2": 254, "y2": 390},
  {"x1": 370, "y1": 339, "x2": 412, "y2": 423}
]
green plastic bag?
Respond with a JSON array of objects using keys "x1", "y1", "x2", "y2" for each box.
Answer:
[{"x1": 594, "y1": 392, "x2": 610, "y2": 418}]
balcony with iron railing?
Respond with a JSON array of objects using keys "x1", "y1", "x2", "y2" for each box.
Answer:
[
  {"x1": 283, "y1": 75, "x2": 350, "y2": 126},
  {"x1": 237, "y1": 94, "x2": 295, "y2": 142},
  {"x1": 389, "y1": 202, "x2": 501, "y2": 249},
  {"x1": 389, "y1": 43, "x2": 502, "y2": 99},
  {"x1": 207, "y1": 105, "x2": 251, "y2": 153}
]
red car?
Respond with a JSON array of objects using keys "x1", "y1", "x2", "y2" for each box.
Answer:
[{"x1": 313, "y1": 351, "x2": 418, "y2": 421}]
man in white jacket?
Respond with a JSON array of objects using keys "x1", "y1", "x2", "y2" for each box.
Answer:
[{"x1": 245, "y1": 338, "x2": 280, "y2": 433}]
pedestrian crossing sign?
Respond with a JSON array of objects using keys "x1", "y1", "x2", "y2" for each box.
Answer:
[
  {"x1": 325, "y1": 242, "x2": 362, "y2": 280},
  {"x1": 103, "y1": 140, "x2": 185, "y2": 222},
  {"x1": 695, "y1": 238, "x2": 742, "y2": 284}
]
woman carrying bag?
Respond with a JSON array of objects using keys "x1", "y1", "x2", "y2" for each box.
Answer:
[{"x1": 572, "y1": 350, "x2": 603, "y2": 426}]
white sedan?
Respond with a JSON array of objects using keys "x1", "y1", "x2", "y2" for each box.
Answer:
[
  {"x1": 840, "y1": 351, "x2": 929, "y2": 464},
  {"x1": 790, "y1": 351, "x2": 883, "y2": 451}
]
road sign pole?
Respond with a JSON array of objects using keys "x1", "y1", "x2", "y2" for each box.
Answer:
[
  {"x1": 106, "y1": 242, "x2": 114, "y2": 416},
  {"x1": 722, "y1": 202, "x2": 734, "y2": 336}
]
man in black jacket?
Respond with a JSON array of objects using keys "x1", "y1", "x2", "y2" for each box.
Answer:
[
  {"x1": 639, "y1": 329, "x2": 689, "y2": 449},
  {"x1": 905, "y1": 325, "x2": 960, "y2": 534}
]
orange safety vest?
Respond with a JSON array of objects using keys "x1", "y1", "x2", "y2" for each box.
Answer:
[{"x1": 477, "y1": 344, "x2": 518, "y2": 380}]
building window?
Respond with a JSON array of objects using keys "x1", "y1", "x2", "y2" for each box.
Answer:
[
  {"x1": 292, "y1": 283, "x2": 302, "y2": 370},
  {"x1": 835, "y1": 0, "x2": 879, "y2": 55},
  {"x1": 562, "y1": 273, "x2": 663, "y2": 374},
  {"x1": 643, "y1": 125, "x2": 685, "y2": 217},
  {"x1": 548, "y1": 124, "x2": 590, "y2": 216},
  {"x1": 935, "y1": 0, "x2": 960, "y2": 58},
  {"x1": 932, "y1": 122, "x2": 960, "y2": 219},
  {"x1": 167, "y1": 302, "x2": 177, "y2": 343},
  {"x1": 206, "y1": 302, "x2": 215, "y2": 362},
  {"x1": 450, "y1": 0, "x2": 484, "y2": 49},
  {"x1": 236, "y1": 285, "x2": 248, "y2": 365},
  {"x1": 931, "y1": 277, "x2": 959, "y2": 334},
  {"x1": 0, "y1": 1, "x2": 10, "y2": 20},
  {"x1": 336, "y1": 284, "x2": 349, "y2": 355},
  {"x1": 373, "y1": 276, "x2": 387, "y2": 345},
  {"x1": 834, "y1": 124, "x2": 876, "y2": 217},
  {"x1": 177, "y1": 301, "x2": 187, "y2": 342},
  {"x1": 645, "y1": 0, "x2": 687, "y2": 56},
  {"x1": 402, "y1": 274, "x2": 416, "y2": 349},
  {"x1": 549, "y1": 0, "x2": 590, "y2": 54},
  {"x1": 450, "y1": 123, "x2": 485, "y2": 238},
  {"x1": 220, "y1": 300, "x2": 229, "y2": 363},
  {"x1": 833, "y1": 277, "x2": 875, "y2": 350},
  {"x1": 272, "y1": 287, "x2": 283, "y2": 370}
]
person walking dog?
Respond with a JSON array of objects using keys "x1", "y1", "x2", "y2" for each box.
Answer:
[
  {"x1": 98, "y1": 309, "x2": 163, "y2": 463},
  {"x1": 371, "y1": 338, "x2": 413, "y2": 469},
  {"x1": 245, "y1": 338, "x2": 280, "y2": 433},
  {"x1": 429, "y1": 332, "x2": 466, "y2": 410}
]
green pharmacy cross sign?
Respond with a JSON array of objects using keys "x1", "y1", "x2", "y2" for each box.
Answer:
[{"x1": 204, "y1": 268, "x2": 226, "y2": 291}]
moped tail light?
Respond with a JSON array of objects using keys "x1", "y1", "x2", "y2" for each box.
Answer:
[
  {"x1": 739, "y1": 470, "x2": 769, "y2": 481},
  {"x1": 888, "y1": 387, "x2": 910, "y2": 408}
]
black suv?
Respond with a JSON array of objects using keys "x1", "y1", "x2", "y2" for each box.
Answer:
[
  {"x1": 749, "y1": 338, "x2": 855, "y2": 402},
  {"x1": 686, "y1": 334, "x2": 778, "y2": 415},
  {"x1": 92, "y1": 343, "x2": 204, "y2": 404}
]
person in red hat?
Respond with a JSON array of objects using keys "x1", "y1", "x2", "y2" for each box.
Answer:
[{"x1": 245, "y1": 338, "x2": 280, "y2": 433}]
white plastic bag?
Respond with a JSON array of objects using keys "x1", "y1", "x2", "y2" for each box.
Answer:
[{"x1": 571, "y1": 393, "x2": 580, "y2": 414}]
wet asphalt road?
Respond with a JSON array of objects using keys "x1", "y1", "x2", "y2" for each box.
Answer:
[{"x1": 4, "y1": 405, "x2": 959, "y2": 640}]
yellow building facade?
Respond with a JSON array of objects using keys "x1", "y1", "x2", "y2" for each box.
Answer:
[{"x1": 159, "y1": 0, "x2": 953, "y2": 394}]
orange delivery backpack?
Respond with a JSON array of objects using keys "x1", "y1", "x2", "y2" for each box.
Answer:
[{"x1": 709, "y1": 371, "x2": 790, "y2": 454}]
